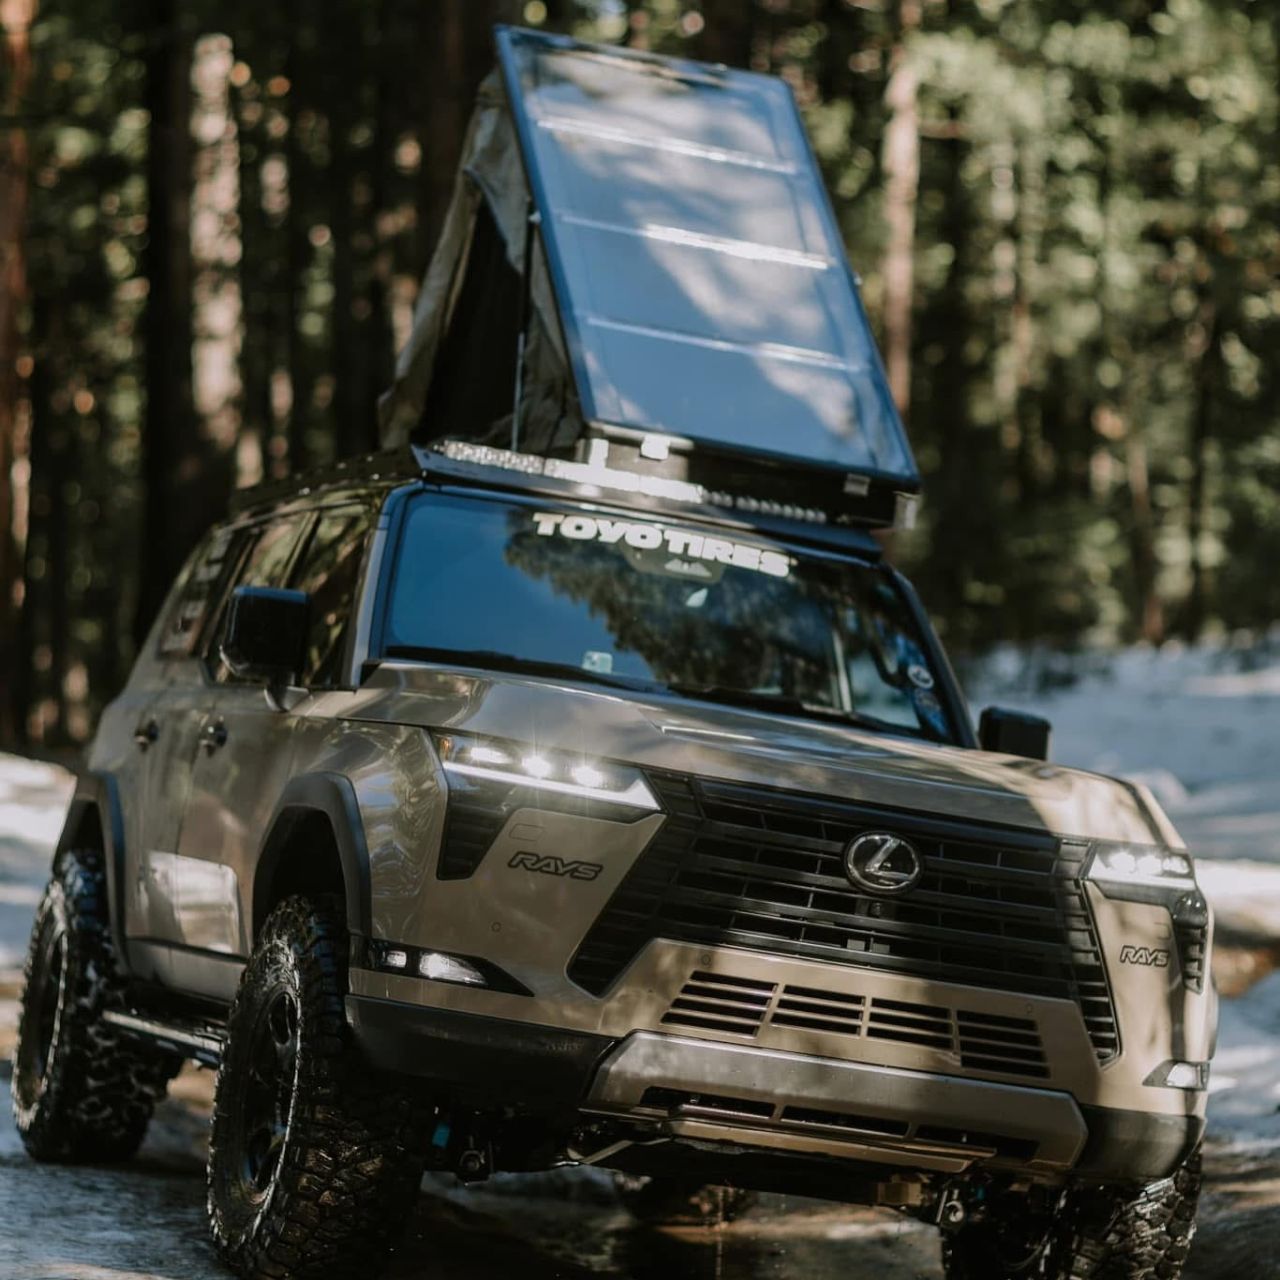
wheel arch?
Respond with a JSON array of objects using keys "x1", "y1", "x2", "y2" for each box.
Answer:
[
  {"x1": 53, "y1": 771, "x2": 128, "y2": 964},
  {"x1": 251, "y1": 774, "x2": 372, "y2": 949}
]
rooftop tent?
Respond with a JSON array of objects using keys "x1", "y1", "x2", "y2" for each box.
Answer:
[{"x1": 380, "y1": 27, "x2": 920, "y2": 524}]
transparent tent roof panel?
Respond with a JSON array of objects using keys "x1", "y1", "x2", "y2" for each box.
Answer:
[{"x1": 497, "y1": 28, "x2": 916, "y2": 482}]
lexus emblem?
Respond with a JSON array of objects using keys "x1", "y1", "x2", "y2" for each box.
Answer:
[{"x1": 844, "y1": 832, "x2": 923, "y2": 896}]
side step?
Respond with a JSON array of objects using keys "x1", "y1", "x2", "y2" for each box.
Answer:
[{"x1": 103, "y1": 1009, "x2": 226, "y2": 1068}]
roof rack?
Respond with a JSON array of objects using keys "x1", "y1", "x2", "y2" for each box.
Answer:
[{"x1": 228, "y1": 448, "x2": 421, "y2": 515}]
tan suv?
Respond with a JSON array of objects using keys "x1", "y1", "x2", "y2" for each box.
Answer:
[
  {"x1": 13, "y1": 27, "x2": 1215, "y2": 1280},
  {"x1": 13, "y1": 442, "x2": 1214, "y2": 1280}
]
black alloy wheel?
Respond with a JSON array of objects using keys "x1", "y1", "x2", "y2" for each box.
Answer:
[{"x1": 207, "y1": 896, "x2": 428, "y2": 1280}]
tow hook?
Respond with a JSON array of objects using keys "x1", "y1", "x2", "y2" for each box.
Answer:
[
  {"x1": 938, "y1": 1195, "x2": 966, "y2": 1229},
  {"x1": 457, "y1": 1139, "x2": 493, "y2": 1183}
]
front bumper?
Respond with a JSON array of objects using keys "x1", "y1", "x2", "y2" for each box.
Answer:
[{"x1": 346, "y1": 995, "x2": 1203, "y2": 1183}]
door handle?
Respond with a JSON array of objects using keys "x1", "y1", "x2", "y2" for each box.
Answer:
[
  {"x1": 133, "y1": 719, "x2": 159, "y2": 750},
  {"x1": 201, "y1": 721, "x2": 228, "y2": 753}
]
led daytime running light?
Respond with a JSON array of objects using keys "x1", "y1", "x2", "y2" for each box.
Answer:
[
  {"x1": 1088, "y1": 842, "x2": 1197, "y2": 889},
  {"x1": 434, "y1": 732, "x2": 660, "y2": 811}
]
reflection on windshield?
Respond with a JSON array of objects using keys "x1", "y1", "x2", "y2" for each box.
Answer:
[{"x1": 382, "y1": 495, "x2": 952, "y2": 741}]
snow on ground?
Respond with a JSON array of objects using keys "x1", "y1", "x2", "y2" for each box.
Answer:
[
  {"x1": 0, "y1": 753, "x2": 72, "y2": 975},
  {"x1": 971, "y1": 644, "x2": 1280, "y2": 939}
]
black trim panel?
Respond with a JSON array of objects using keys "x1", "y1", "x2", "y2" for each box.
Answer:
[
  {"x1": 345, "y1": 995, "x2": 616, "y2": 1112},
  {"x1": 254, "y1": 773, "x2": 373, "y2": 944},
  {"x1": 1076, "y1": 1104, "x2": 1204, "y2": 1182}
]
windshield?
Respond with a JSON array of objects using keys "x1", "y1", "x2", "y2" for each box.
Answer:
[{"x1": 381, "y1": 493, "x2": 954, "y2": 741}]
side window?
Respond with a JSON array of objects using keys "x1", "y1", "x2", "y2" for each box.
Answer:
[
  {"x1": 157, "y1": 526, "x2": 238, "y2": 659},
  {"x1": 205, "y1": 513, "x2": 312, "y2": 682},
  {"x1": 292, "y1": 509, "x2": 372, "y2": 688}
]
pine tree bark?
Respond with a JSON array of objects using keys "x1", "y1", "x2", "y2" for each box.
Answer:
[
  {"x1": 1185, "y1": 302, "x2": 1217, "y2": 641},
  {"x1": 0, "y1": 0, "x2": 37, "y2": 743},
  {"x1": 136, "y1": 0, "x2": 201, "y2": 645},
  {"x1": 416, "y1": 1, "x2": 499, "y2": 272},
  {"x1": 881, "y1": 0, "x2": 922, "y2": 420}
]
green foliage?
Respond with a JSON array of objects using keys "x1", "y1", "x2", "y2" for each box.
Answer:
[{"x1": 4, "y1": 0, "x2": 1280, "y2": 745}]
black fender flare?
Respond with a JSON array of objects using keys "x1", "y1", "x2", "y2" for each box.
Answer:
[
  {"x1": 53, "y1": 770, "x2": 129, "y2": 966},
  {"x1": 252, "y1": 773, "x2": 372, "y2": 947}
]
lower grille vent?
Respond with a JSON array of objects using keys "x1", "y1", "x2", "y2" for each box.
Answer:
[
  {"x1": 866, "y1": 998, "x2": 952, "y2": 1051},
  {"x1": 772, "y1": 986, "x2": 865, "y2": 1036},
  {"x1": 659, "y1": 974, "x2": 1049, "y2": 1081},
  {"x1": 660, "y1": 972, "x2": 774, "y2": 1036}
]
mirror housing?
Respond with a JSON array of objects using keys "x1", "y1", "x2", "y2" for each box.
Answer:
[
  {"x1": 979, "y1": 706, "x2": 1051, "y2": 761},
  {"x1": 221, "y1": 587, "x2": 309, "y2": 684}
]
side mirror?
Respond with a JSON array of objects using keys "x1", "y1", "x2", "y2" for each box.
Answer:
[
  {"x1": 221, "y1": 587, "x2": 309, "y2": 684},
  {"x1": 979, "y1": 706, "x2": 1051, "y2": 761}
]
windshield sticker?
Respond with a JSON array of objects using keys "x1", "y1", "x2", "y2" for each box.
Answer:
[
  {"x1": 906, "y1": 663, "x2": 935, "y2": 690},
  {"x1": 531, "y1": 512, "x2": 792, "y2": 579}
]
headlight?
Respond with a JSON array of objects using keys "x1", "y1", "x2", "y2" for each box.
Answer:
[
  {"x1": 433, "y1": 731, "x2": 660, "y2": 811},
  {"x1": 1087, "y1": 842, "x2": 1197, "y2": 891}
]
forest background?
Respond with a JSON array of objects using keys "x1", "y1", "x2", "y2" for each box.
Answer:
[{"x1": 1, "y1": 0, "x2": 1277, "y2": 750}]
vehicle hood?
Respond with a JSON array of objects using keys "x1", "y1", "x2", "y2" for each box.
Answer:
[{"x1": 329, "y1": 662, "x2": 1180, "y2": 847}]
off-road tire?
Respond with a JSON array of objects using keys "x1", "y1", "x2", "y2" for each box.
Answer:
[
  {"x1": 941, "y1": 1151, "x2": 1202, "y2": 1280},
  {"x1": 207, "y1": 895, "x2": 428, "y2": 1280},
  {"x1": 11, "y1": 848, "x2": 180, "y2": 1162},
  {"x1": 614, "y1": 1174, "x2": 758, "y2": 1225}
]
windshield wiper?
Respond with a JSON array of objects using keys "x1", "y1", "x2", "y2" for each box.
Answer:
[
  {"x1": 381, "y1": 645, "x2": 658, "y2": 693},
  {"x1": 666, "y1": 683, "x2": 877, "y2": 729}
]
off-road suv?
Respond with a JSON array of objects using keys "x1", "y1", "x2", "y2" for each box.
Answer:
[{"x1": 14, "y1": 26, "x2": 1215, "y2": 1280}]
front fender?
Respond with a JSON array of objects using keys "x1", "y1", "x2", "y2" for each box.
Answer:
[{"x1": 252, "y1": 773, "x2": 372, "y2": 947}]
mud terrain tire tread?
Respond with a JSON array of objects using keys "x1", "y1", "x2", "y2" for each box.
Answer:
[
  {"x1": 207, "y1": 895, "x2": 428, "y2": 1280},
  {"x1": 941, "y1": 1152, "x2": 1202, "y2": 1280},
  {"x1": 11, "y1": 848, "x2": 179, "y2": 1162},
  {"x1": 1059, "y1": 1152, "x2": 1202, "y2": 1280}
]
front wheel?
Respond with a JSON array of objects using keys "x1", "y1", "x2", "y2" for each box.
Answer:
[
  {"x1": 941, "y1": 1152, "x2": 1202, "y2": 1280},
  {"x1": 207, "y1": 896, "x2": 428, "y2": 1280}
]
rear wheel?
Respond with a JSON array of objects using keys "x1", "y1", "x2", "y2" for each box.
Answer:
[
  {"x1": 11, "y1": 848, "x2": 179, "y2": 1162},
  {"x1": 941, "y1": 1152, "x2": 1202, "y2": 1279},
  {"x1": 614, "y1": 1174, "x2": 757, "y2": 1225},
  {"x1": 207, "y1": 896, "x2": 428, "y2": 1280}
]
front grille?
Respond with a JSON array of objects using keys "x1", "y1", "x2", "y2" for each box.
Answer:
[
  {"x1": 659, "y1": 972, "x2": 1049, "y2": 1081},
  {"x1": 570, "y1": 774, "x2": 1119, "y2": 1063}
]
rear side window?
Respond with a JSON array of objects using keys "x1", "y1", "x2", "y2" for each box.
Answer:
[
  {"x1": 292, "y1": 509, "x2": 372, "y2": 687},
  {"x1": 157, "y1": 526, "x2": 238, "y2": 658}
]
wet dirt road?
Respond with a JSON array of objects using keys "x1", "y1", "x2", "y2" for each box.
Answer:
[{"x1": 1, "y1": 1056, "x2": 1277, "y2": 1280}]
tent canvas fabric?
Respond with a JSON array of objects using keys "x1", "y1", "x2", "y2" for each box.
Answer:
[{"x1": 379, "y1": 28, "x2": 918, "y2": 499}]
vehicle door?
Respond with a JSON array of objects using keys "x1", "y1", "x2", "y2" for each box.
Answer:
[
  {"x1": 172, "y1": 507, "x2": 371, "y2": 996},
  {"x1": 150, "y1": 511, "x2": 313, "y2": 997},
  {"x1": 125, "y1": 524, "x2": 245, "y2": 973}
]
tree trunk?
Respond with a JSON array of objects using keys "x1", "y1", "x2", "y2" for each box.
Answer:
[
  {"x1": 881, "y1": 0, "x2": 922, "y2": 420},
  {"x1": 1185, "y1": 303, "x2": 1217, "y2": 641},
  {"x1": 0, "y1": 0, "x2": 36, "y2": 744},
  {"x1": 136, "y1": 0, "x2": 200, "y2": 645},
  {"x1": 284, "y1": 18, "x2": 311, "y2": 471},
  {"x1": 696, "y1": 0, "x2": 755, "y2": 68},
  {"x1": 416, "y1": 1, "x2": 506, "y2": 274}
]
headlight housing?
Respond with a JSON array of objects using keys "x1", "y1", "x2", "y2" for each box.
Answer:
[
  {"x1": 433, "y1": 731, "x2": 660, "y2": 811},
  {"x1": 1087, "y1": 842, "x2": 1197, "y2": 892}
]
